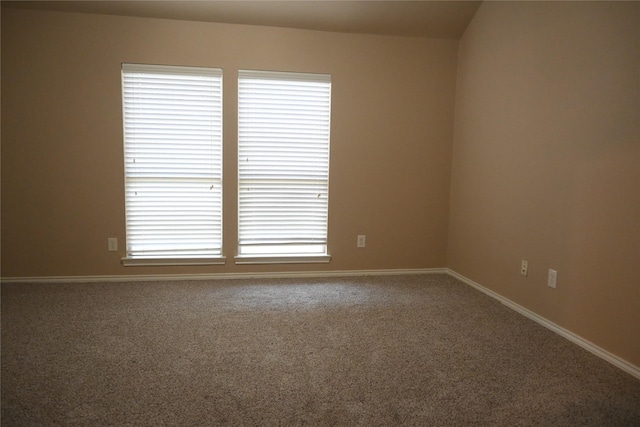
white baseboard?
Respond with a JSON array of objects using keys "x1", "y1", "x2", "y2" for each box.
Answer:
[
  {"x1": 0, "y1": 268, "x2": 448, "y2": 283},
  {"x1": 446, "y1": 269, "x2": 640, "y2": 381}
]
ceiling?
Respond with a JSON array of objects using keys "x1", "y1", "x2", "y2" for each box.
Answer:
[{"x1": 3, "y1": 1, "x2": 482, "y2": 39}]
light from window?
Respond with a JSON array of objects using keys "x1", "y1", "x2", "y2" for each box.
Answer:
[
  {"x1": 121, "y1": 64, "x2": 223, "y2": 260},
  {"x1": 237, "y1": 70, "x2": 331, "y2": 258}
]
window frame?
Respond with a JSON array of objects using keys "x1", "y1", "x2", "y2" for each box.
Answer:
[
  {"x1": 120, "y1": 63, "x2": 225, "y2": 266},
  {"x1": 235, "y1": 69, "x2": 332, "y2": 265}
]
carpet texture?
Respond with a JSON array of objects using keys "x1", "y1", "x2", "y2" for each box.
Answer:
[{"x1": 2, "y1": 274, "x2": 639, "y2": 425}]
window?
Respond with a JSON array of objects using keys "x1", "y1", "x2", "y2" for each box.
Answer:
[
  {"x1": 121, "y1": 64, "x2": 224, "y2": 265},
  {"x1": 237, "y1": 70, "x2": 332, "y2": 263}
]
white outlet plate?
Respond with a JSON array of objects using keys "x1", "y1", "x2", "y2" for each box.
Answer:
[
  {"x1": 357, "y1": 235, "x2": 366, "y2": 248},
  {"x1": 521, "y1": 260, "x2": 528, "y2": 276},
  {"x1": 548, "y1": 269, "x2": 557, "y2": 288},
  {"x1": 108, "y1": 238, "x2": 118, "y2": 252}
]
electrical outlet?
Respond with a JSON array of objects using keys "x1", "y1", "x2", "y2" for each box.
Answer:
[
  {"x1": 520, "y1": 260, "x2": 528, "y2": 276},
  {"x1": 357, "y1": 235, "x2": 366, "y2": 248},
  {"x1": 108, "y1": 238, "x2": 118, "y2": 252},
  {"x1": 548, "y1": 269, "x2": 557, "y2": 288}
]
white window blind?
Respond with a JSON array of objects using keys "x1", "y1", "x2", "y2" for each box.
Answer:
[
  {"x1": 122, "y1": 64, "x2": 223, "y2": 261},
  {"x1": 238, "y1": 70, "x2": 331, "y2": 258}
]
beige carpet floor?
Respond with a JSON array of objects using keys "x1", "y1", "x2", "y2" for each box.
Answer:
[{"x1": 2, "y1": 274, "x2": 639, "y2": 425}]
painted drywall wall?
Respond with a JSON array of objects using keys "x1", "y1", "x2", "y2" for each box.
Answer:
[
  {"x1": 448, "y1": 2, "x2": 640, "y2": 366},
  {"x1": 1, "y1": 8, "x2": 457, "y2": 277}
]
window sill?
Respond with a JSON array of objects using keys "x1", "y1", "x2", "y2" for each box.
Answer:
[
  {"x1": 121, "y1": 257, "x2": 226, "y2": 267},
  {"x1": 234, "y1": 255, "x2": 331, "y2": 265}
]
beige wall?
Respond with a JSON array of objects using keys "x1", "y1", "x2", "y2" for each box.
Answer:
[
  {"x1": 1, "y1": 8, "x2": 457, "y2": 277},
  {"x1": 3, "y1": 3, "x2": 639, "y2": 369},
  {"x1": 448, "y1": 2, "x2": 640, "y2": 366}
]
